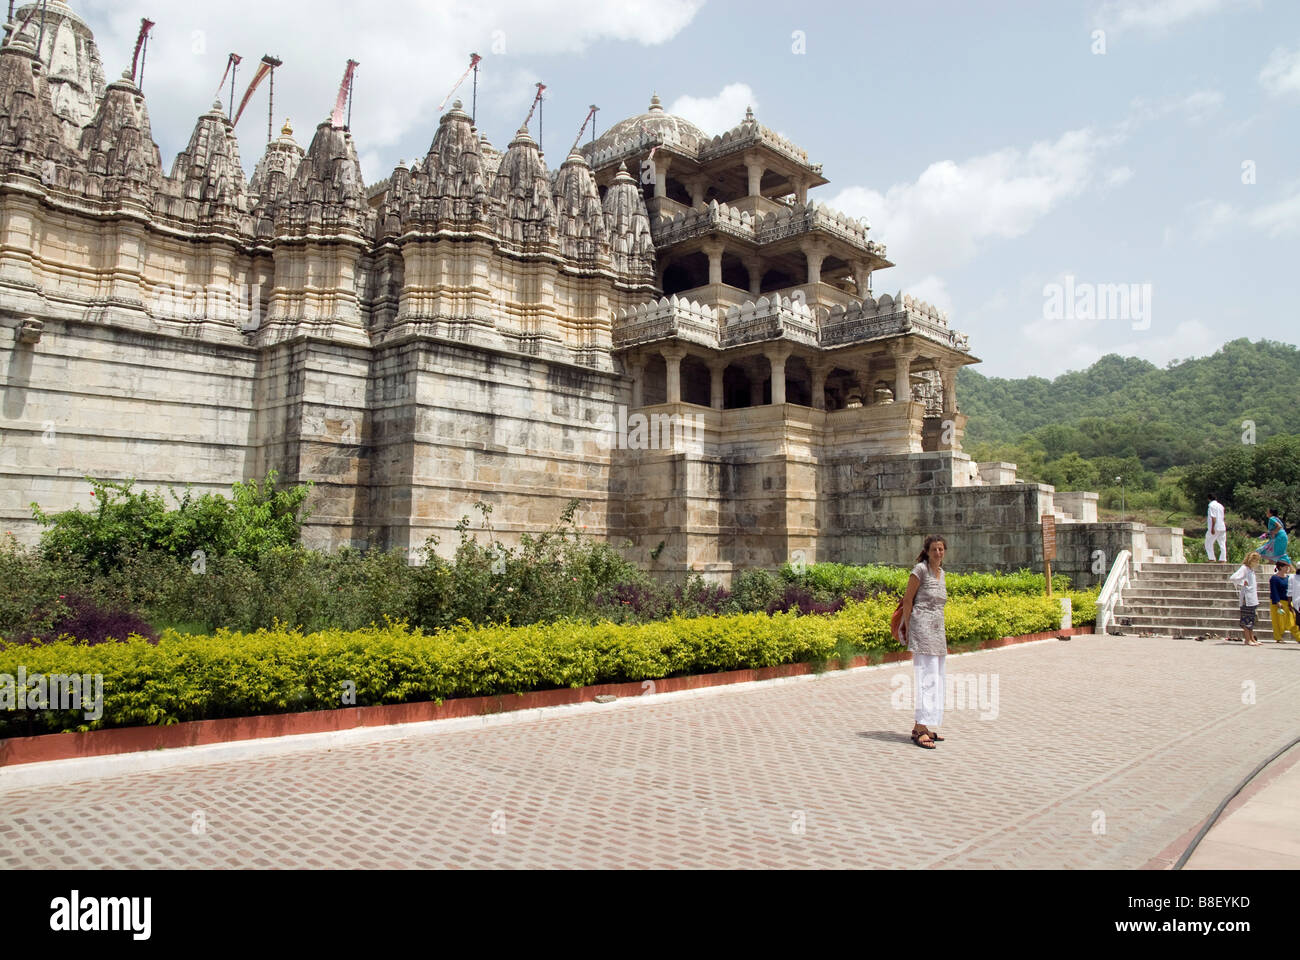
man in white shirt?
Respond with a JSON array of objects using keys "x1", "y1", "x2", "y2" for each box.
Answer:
[{"x1": 1206, "y1": 495, "x2": 1227, "y2": 562}]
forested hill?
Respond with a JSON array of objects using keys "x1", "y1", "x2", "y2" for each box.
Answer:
[{"x1": 958, "y1": 338, "x2": 1300, "y2": 471}]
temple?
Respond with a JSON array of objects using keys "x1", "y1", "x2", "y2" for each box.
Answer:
[{"x1": 0, "y1": 2, "x2": 1181, "y2": 583}]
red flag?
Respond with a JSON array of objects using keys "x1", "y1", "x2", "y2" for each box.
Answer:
[
  {"x1": 330, "y1": 60, "x2": 359, "y2": 128},
  {"x1": 232, "y1": 57, "x2": 276, "y2": 128}
]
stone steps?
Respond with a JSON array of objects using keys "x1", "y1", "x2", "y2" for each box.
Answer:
[{"x1": 1110, "y1": 561, "x2": 1293, "y2": 639}]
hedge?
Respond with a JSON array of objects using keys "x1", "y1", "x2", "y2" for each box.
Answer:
[
  {"x1": 783, "y1": 562, "x2": 1072, "y2": 597},
  {"x1": 0, "y1": 591, "x2": 1094, "y2": 737}
]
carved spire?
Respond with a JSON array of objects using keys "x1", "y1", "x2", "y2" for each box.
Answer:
[
  {"x1": 489, "y1": 125, "x2": 556, "y2": 247},
  {"x1": 384, "y1": 98, "x2": 489, "y2": 236},
  {"x1": 0, "y1": 32, "x2": 68, "y2": 180},
  {"x1": 552, "y1": 149, "x2": 609, "y2": 264},
  {"x1": 248, "y1": 118, "x2": 304, "y2": 239},
  {"x1": 11, "y1": 0, "x2": 107, "y2": 149},
  {"x1": 602, "y1": 161, "x2": 654, "y2": 279},
  {"x1": 78, "y1": 70, "x2": 163, "y2": 207},
  {"x1": 162, "y1": 99, "x2": 248, "y2": 230},
  {"x1": 275, "y1": 119, "x2": 369, "y2": 239}
]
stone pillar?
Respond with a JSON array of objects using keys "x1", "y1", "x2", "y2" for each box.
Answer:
[
  {"x1": 801, "y1": 238, "x2": 827, "y2": 287},
  {"x1": 662, "y1": 344, "x2": 686, "y2": 404},
  {"x1": 708, "y1": 358, "x2": 726, "y2": 410},
  {"x1": 745, "y1": 152, "x2": 764, "y2": 197},
  {"x1": 892, "y1": 345, "x2": 916, "y2": 405},
  {"x1": 687, "y1": 176, "x2": 707, "y2": 209},
  {"x1": 743, "y1": 255, "x2": 763, "y2": 296},
  {"x1": 940, "y1": 362, "x2": 958, "y2": 419},
  {"x1": 766, "y1": 343, "x2": 793, "y2": 406},
  {"x1": 852, "y1": 261, "x2": 872, "y2": 298},
  {"x1": 810, "y1": 360, "x2": 831, "y2": 411},
  {"x1": 748, "y1": 361, "x2": 765, "y2": 407},
  {"x1": 701, "y1": 239, "x2": 725, "y2": 287},
  {"x1": 793, "y1": 176, "x2": 808, "y2": 205},
  {"x1": 628, "y1": 355, "x2": 646, "y2": 409},
  {"x1": 654, "y1": 155, "x2": 672, "y2": 200}
]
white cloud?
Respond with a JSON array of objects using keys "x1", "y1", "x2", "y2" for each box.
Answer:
[
  {"x1": 1259, "y1": 43, "x2": 1300, "y2": 97},
  {"x1": 1247, "y1": 186, "x2": 1300, "y2": 236},
  {"x1": 1094, "y1": 0, "x2": 1255, "y2": 35},
  {"x1": 79, "y1": 0, "x2": 704, "y2": 182},
  {"x1": 667, "y1": 83, "x2": 755, "y2": 135},
  {"x1": 1123, "y1": 89, "x2": 1225, "y2": 131},
  {"x1": 1169, "y1": 186, "x2": 1300, "y2": 243},
  {"x1": 828, "y1": 127, "x2": 1115, "y2": 275},
  {"x1": 1105, "y1": 165, "x2": 1135, "y2": 188}
]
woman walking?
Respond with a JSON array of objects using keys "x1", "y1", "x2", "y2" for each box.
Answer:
[
  {"x1": 1256, "y1": 509, "x2": 1291, "y2": 565},
  {"x1": 898, "y1": 535, "x2": 949, "y2": 748},
  {"x1": 1229, "y1": 552, "x2": 1263, "y2": 646}
]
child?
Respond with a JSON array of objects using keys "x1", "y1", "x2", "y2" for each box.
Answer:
[
  {"x1": 1229, "y1": 553, "x2": 1262, "y2": 646},
  {"x1": 1268, "y1": 561, "x2": 1298, "y2": 643}
]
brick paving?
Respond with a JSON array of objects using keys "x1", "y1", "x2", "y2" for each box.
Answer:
[{"x1": 3, "y1": 634, "x2": 1299, "y2": 869}]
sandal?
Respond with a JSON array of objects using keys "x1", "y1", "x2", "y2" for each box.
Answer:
[{"x1": 911, "y1": 726, "x2": 936, "y2": 749}]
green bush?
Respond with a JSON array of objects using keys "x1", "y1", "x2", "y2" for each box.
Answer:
[
  {"x1": 0, "y1": 591, "x2": 1084, "y2": 737},
  {"x1": 779, "y1": 562, "x2": 1070, "y2": 598},
  {"x1": 731, "y1": 569, "x2": 782, "y2": 612},
  {"x1": 30, "y1": 471, "x2": 312, "y2": 573}
]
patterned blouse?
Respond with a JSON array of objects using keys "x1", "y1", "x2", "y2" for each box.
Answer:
[{"x1": 907, "y1": 561, "x2": 948, "y2": 657}]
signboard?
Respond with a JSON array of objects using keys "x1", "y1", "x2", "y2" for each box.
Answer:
[
  {"x1": 1041, "y1": 514, "x2": 1057, "y2": 561},
  {"x1": 1041, "y1": 514, "x2": 1057, "y2": 597}
]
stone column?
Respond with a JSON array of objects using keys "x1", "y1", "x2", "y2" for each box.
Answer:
[
  {"x1": 708, "y1": 358, "x2": 726, "y2": 410},
  {"x1": 687, "y1": 176, "x2": 707, "y2": 209},
  {"x1": 765, "y1": 343, "x2": 793, "y2": 406},
  {"x1": 940, "y1": 362, "x2": 958, "y2": 420},
  {"x1": 654, "y1": 154, "x2": 672, "y2": 200},
  {"x1": 852, "y1": 261, "x2": 872, "y2": 298},
  {"x1": 743, "y1": 255, "x2": 763, "y2": 296},
  {"x1": 810, "y1": 359, "x2": 831, "y2": 411},
  {"x1": 748, "y1": 359, "x2": 765, "y2": 407},
  {"x1": 744, "y1": 152, "x2": 764, "y2": 198},
  {"x1": 701, "y1": 239, "x2": 725, "y2": 287},
  {"x1": 892, "y1": 345, "x2": 916, "y2": 405},
  {"x1": 628, "y1": 355, "x2": 646, "y2": 409},
  {"x1": 661, "y1": 344, "x2": 687, "y2": 404},
  {"x1": 792, "y1": 176, "x2": 808, "y2": 205},
  {"x1": 801, "y1": 238, "x2": 827, "y2": 287}
]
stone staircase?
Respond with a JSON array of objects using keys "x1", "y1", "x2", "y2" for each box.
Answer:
[{"x1": 1111, "y1": 561, "x2": 1283, "y2": 640}]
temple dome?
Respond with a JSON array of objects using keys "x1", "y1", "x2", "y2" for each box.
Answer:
[{"x1": 587, "y1": 93, "x2": 706, "y2": 156}]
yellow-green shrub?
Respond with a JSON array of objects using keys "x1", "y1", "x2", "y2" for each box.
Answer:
[{"x1": 0, "y1": 592, "x2": 1091, "y2": 736}]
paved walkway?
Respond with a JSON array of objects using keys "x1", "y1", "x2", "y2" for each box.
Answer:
[
  {"x1": 2, "y1": 634, "x2": 1299, "y2": 869},
  {"x1": 1182, "y1": 744, "x2": 1300, "y2": 869}
]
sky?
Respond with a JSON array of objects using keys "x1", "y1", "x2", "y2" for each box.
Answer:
[{"x1": 68, "y1": 0, "x2": 1300, "y2": 379}]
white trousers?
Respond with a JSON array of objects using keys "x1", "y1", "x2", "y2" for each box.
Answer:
[
  {"x1": 1205, "y1": 529, "x2": 1227, "y2": 561},
  {"x1": 913, "y1": 653, "x2": 946, "y2": 727}
]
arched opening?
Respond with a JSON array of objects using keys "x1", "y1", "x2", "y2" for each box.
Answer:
[
  {"x1": 824, "y1": 367, "x2": 859, "y2": 411},
  {"x1": 642, "y1": 355, "x2": 668, "y2": 406},
  {"x1": 785, "y1": 356, "x2": 812, "y2": 407},
  {"x1": 665, "y1": 177, "x2": 692, "y2": 206},
  {"x1": 760, "y1": 267, "x2": 798, "y2": 293},
  {"x1": 723, "y1": 364, "x2": 754, "y2": 409},
  {"x1": 680, "y1": 356, "x2": 711, "y2": 406},
  {"x1": 821, "y1": 254, "x2": 849, "y2": 287},
  {"x1": 720, "y1": 253, "x2": 749, "y2": 291},
  {"x1": 661, "y1": 252, "x2": 709, "y2": 296}
]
